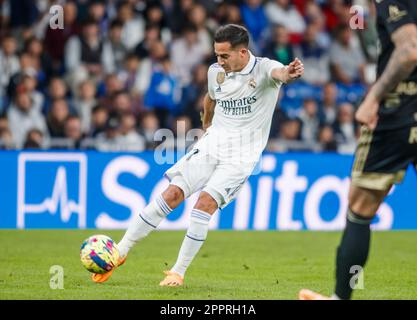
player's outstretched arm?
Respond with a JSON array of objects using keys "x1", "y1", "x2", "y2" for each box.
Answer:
[
  {"x1": 356, "y1": 24, "x2": 417, "y2": 129},
  {"x1": 201, "y1": 93, "x2": 216, "y2": 131},
  {"x1": 270, "y1": 58, "x2": 304, "y2": 84}
]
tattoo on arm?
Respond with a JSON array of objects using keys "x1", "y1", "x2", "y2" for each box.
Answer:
[{"x1": 372, "y1": 24, "x2": 417, "y2": 100}]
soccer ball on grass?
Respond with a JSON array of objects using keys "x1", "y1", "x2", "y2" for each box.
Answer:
[{"x1": 80, "y1": 235, "x2": 120, "y2": 274}]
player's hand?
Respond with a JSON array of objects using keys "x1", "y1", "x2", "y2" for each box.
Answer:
[
  {"x1": 355, "y1": 93, "x2": 379, "y2": 130},
  {"x1": 287, "y1": 58, "x2": 304, "y2": 81}
]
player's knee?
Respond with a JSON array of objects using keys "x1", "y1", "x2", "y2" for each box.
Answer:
[
  {"x1": 162, "y1": 185, "x2": 185, "y2": 209},
  {"x1": 194, "y1": 192, "x2": 218, "y2": 214},
  {"x1": 348, "y1": 185, "x2": 387, "y2": 218}
]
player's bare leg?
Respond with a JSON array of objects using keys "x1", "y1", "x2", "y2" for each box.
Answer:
[
  {"x1": 160, "y1": 191, "x2": 218, "y2": 287},
  {"x1": 92, "y1": 185, "x2": 185, "y2": 283},
  {"x1": 299, "y1": 184, "x2": 390, "y2": 300}
]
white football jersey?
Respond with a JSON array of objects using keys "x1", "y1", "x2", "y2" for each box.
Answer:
[{"x1": 205, "y1": 51, "x2": 284, "y2": 163}]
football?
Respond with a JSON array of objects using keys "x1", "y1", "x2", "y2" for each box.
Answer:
[{"x1": 80, "y1": 235, "x2": 120, "y2": 274}]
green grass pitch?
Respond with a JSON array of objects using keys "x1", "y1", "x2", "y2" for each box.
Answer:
[{"x1": 0, "y1": 230, "x2": 416, "y2": 300}]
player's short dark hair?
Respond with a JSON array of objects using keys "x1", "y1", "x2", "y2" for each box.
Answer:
[{"x1": 214, "y1": 24, "x2": 249, "y2": 48}]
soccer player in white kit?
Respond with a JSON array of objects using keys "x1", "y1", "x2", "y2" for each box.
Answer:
[{"x1": 91, "y1": 24, "x2": 304, "y2": 286}]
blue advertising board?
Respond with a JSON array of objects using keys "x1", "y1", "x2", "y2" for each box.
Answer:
[{"x1": 0, "y1": 151, "x2": 416, "y2": 230}]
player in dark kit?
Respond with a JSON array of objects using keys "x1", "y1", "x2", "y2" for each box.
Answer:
[{"x1": 300, "y1": 0, "x2": 417, "y2": 299}]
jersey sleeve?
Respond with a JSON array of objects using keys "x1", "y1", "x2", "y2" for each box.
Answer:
[
  {"x1": 259, "y1": 57, "x2": 285, "y2": 86},
  {"x1": 207, "y1": 64, "x2": 218, "y2": 100},
  {"x1": 376, "y1": 0, "x2": 414, "y2": 35}
]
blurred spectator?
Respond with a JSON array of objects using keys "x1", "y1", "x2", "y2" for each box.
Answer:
[
  {"x1": 320, "y1": 82, "x2": 338, "y2": 125},
  {"x1": 89, "y1": 104, "x2": 108, "y2": 137},
  {"x1": 47, "y1": 98, "x2": 69, "y2": 138},
  {"x1": 188, "y1": 4, "x2": 212, "y2": 56},
  {"x1": 87, "y1": 0, "x2": 108, "y2": 36},
  {"x1": 118, "y1": 53, "x2": 152, "y2": 99},
  {"x1": 334, "y1": 102, "x2": 357, "y2": 154},
  {"x1": 117, "y1": 0, "x2": 145, "y2": 51},
  {"x1": 304, "y1": 0, "x2": 331, "y2": 49},
  {"x1": 268, "y1": 118, "x2": 318, "y2": 152},
  {"x1": 7, "y1": 90, "x2": 48, "y2": 148},
  {"x1": 0, "y1": 115, "x2": 13, "y2": 149},
  {"x1": 240, "y1": 0, "x2": 268, "y2": 51},
  {"x1": 263, "y1": 25, "x2": 294, "y2": 66},
  {"x1": 329, "y1": 24, "x2": 366, "y2": 84},
  {"x1": 318, "y1": 125, "x2": 337, "y2": 152},
  {"x1": 99, "y1": 73, "x2": 124, "y2": 109},
  {"x1": 118, "y1": 112, "x2": 146, "y2": 151},
  {"x1": 134, "y1": 23, "x2": 161, "y2": 59},
  {"x1": 102, "y1": 19, "x2": 128, "y2": 74},
  {"x1": 168, "y1": 0, "x2": 195, "y2": 35},
  {"x1": 265, "y1": 0, "x2": 306, "y2": 38},
  {"x1": 64, "y1": 115, "x2": 84, "y2": 149},
  {"x1": 65, "y1": 19, "x2": 105, "y2": 79},
  {"x1": 294, "y1": 24, "x2": 330, "y2": 85},
  {"x1": 44, "y1": 1, "x2": 80, "y2": 72},
  {"x1": 43, "y1": 77, "x2": 71, "y2": 114},
  {"x1": 8, "y1": 0, "x2": 38, "y2": 29},
  {"x1": 170, "y1": 24, "x2": 207, "y2": 87},
  {"x1": 24, "y1": 37, "x2": 53, "y2": 83},
  {"x1": 145, "y1": 55, "x2": 181, "y2": 128},
  {"x1": 23, "y1": 128, "x2": 44, "y2": 149},
  {"x1": 181, "y1": 63, "x2": 208, "y2": 122},
  {"x1": 0, "y1": 35, "x2": 19, "y2": 107},
  {"x1": 111, "y1": 90, "x2": 133, "y2": 116},
  {"x1": 144, "y1": 2, "x2": 171, "y2": 44},
  {"x1": 138, "y1": 110, "x2": 161, "y2": 149},
  {"x1": 73, "y1": 79, "x2": 97, "y2": 134},
  {"x1": 95, "y1": 116, "x2": 122, "y2": 151},
  {"x1": 298, "y1": 98, "x2": 321, "y2": 144}
]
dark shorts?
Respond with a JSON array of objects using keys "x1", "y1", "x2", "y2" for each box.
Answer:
[{"x1": 351, "y1": 124, "x2": 417, "y2": 190}]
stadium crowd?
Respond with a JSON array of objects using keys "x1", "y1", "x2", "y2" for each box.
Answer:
[{"x1": 0, "y1": 0, "x2": 377, "y2": 153}]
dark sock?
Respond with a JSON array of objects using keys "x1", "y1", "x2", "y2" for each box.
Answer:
[{"x1": 335, "y1": 208, "x2": 372, "y2": 300}]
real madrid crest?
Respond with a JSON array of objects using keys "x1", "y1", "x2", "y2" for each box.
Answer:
[
  {"x1": 248, "y1": 78, "x2": 256, "y2": 89},
  {"x1": 216, "y1": 72, "x2": 225, "y2": 85}
]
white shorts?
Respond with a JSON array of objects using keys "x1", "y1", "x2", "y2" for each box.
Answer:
[{"x1": 163, "y1": 134, "x2": 258, "y2": 209}]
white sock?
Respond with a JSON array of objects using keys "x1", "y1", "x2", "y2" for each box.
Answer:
[
  {"x1": 118, "y1": 194, "x2": 172, "y2": 257},
  {"x1": 171, "y1": 209, "x2": 211, "y2": 277}
]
